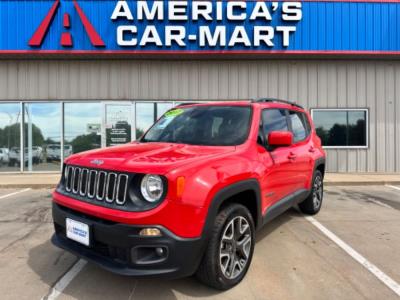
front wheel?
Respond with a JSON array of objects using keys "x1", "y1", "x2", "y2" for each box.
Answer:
[
  {"x1": 196, "y1": 204, "x2": 255, "y2": 290},
  {"x1": 299, "y1": 170, "x2": 324, "y2": 215}
]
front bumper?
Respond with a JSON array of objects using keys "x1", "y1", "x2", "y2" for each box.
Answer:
[{"x1": 52, "y1": 202, "x2": 206, "y2": 279}]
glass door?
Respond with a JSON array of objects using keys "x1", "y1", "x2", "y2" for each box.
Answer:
[
  {"x1": 64, "y1": 102, "x2": 102, "y2": 159},
  {"x1": 103, "y1": 103, "x2": 135, "y2": 147},
  {"x1": 24, "y1": 103, "x2": 62, "y2": 172}
]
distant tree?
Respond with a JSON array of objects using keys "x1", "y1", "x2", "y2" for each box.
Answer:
[
  {"x1": 44, "y1": 138, "x2": 58, "y2": 145},
  {"x1": 0, "y1": 123, "x2": 20, "y2": 149},
  {"x1": 136, "y1": 128, "x2": 145, "y2": 140},
  {"x1": 315, "y1": 127, "x2": 329, "y2": 146},
  {"x1": 328, "y1": 124, "x2": 347, "y2": 146},
  {"x1": 71, "y1": 133, "x2": 101, "y2": 154},
  {"x1": 348, "y1": 119, "x2": 366, "y2": 146},
  {"x1": 23, "y1": 123, "x2": 45, "y2": 147}
]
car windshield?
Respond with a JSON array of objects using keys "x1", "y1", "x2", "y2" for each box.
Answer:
[{"x1": 142, "y1": 105, "x2": 252, "y2": 146}]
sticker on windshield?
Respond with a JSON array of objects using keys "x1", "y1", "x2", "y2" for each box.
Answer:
[{"x1": 165, "y1": 109, "x2": 184, "y2": 118}]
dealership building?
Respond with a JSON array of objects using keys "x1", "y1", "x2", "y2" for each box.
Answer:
[{"x1": 0, "y1": 0, "x2": 399, "y2": 174}]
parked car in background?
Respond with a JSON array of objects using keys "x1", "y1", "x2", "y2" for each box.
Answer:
[
  {"x1": 47, "y1": 144, "x2": 73, "y2": 162},
  {"x1": 0, "y1": 148, "x2": 9, "y2": 165},
  {"x1": 8, "y1": 147, "x2": 43, "y2": 166},
  {"x1": 8, "y1": 147, "x2": 21, "y2": 166}
]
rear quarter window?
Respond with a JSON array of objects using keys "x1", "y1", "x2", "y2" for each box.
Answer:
[{"x1": 289, "y1": 111, "x2": 309, "y2": 143}]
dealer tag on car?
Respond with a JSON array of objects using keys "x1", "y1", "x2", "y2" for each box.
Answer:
[{"x1": 66, "y1": 218, "x2": 90, "y2": 246}]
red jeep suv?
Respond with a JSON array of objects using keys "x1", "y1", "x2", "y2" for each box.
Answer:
[{"x1": 52, "y1": 99, "x2": 325, "y2": 290}]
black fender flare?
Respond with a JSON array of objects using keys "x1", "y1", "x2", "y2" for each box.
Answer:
[
  {"x1": 314, "y1": 157, "x2": 326, "y2": 178},
  {"x1": 201, "y1": 179, "x2": 263, "y2": 238}
]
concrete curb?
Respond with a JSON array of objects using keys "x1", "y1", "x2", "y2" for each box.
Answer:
[
  {"x1": 0, "y1": 184, "x2": 57, "y2": 189},
  {"x1": 325, "y1": 181, "x2": 400, "y2": 187}
]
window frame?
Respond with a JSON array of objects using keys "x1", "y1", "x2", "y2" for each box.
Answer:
[
  {"x1": 287, "y1": 110, "x2": 311, "y2": 144},
  {"x1": 310, "y1": 108, "x2": 369, "y2": 150},
  {"x1": 259, "y1": 108, "x2": 291, "y2": 148}
]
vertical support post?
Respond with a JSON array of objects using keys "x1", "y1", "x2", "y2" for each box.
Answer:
[
  {"x1": 60, "y1": 102, "x2": 65, "y2": 171},
  {"x1": 27, "y1": 105, "x2": 33, "y2": 171},
  {"x1": 154, "y1": 103, "x2": 158, "y2": 123},
  {"x1": 132, "y1": 102, "x2": 136, "y2": 141},
  {"x1": 20, "y1": 103, "x2": 24, "y2": 173},
  {"x1": 101, "y1": 102, "x2": 106, "y2": 148}
]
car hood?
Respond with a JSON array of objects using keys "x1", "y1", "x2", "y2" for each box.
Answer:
[{"x1": 65, "y1": 142, "x2": 236, "y2": 174}]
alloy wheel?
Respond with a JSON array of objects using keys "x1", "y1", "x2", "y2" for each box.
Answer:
[
  {"x1": 313, "y1": 175, "x2": 323, "y2": 209},
  {"x1": 219, "y1": 216, "x2": 252, "y2": 280}
]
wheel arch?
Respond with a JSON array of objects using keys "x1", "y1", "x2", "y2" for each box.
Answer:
[
  {"x1": 202, "y1": 179, "x2": 263, "y2": 238},
  {"x1": 314, "y1": 157, "x2": 326, "y2": 178}
]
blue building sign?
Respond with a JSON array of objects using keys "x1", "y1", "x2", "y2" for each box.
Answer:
[{"x1": 0, "y1": 0, "x2": 399, "y2": 55}]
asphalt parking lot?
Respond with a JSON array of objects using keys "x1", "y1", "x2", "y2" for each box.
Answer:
[{"x1": 0, "y1": 185, "x2": 399, "y2": 300}]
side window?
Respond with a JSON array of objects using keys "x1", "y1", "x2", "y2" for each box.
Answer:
[
  {"x1": 261, "y1": 109, "x2": 289, "y2": 145},
  {"x1": 289, "y1": 111, "x2": 308, "y2": 143}
]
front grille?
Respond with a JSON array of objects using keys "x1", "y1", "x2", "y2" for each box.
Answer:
[{"x1": 64, "y1": 165, "x2": 129, "y2": 205}]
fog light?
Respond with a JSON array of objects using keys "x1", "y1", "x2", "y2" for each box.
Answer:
[
  {"x1": 156, "y1": 247, "x2": 165, "y2": 257},
  {"x1": 139, "y1": 228, "x2": 162, "y2": 237}
]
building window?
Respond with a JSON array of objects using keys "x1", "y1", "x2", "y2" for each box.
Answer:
[
  {"x1": 136, "y1": 103, "x2": 155, "y2": 139},
  {"x1": 24, "y1": 103, "x2": 62, "y2": 171},
  {"x1": 0, "y1": 100, "x2": 207, "y2": 172},
  {"x1": 0, "y1": 103, "x2": 21, "y2": 172},
  {"x1": 311, "y1": 109, "x2": 368, "y2": 148},
  {"x1": 157, "y1": 102, "x2": 174, "y2": 119},
  {"x1": 64, "y1": 102, "x2": 102, "y2": 158}
]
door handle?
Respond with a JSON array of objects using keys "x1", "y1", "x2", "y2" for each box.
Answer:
[
  {"x1": 288, "y1": 152, "x2": 297, "y2": 160},
  {"x1": 309, "y1": 146, "x2": 316, "y2": 153}
]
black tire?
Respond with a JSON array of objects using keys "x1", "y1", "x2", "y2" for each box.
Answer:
[
  {"x1": 196, "y1": 203, "x2": 255, "y2": 290},
  {"x1": 299, "y1": 170, "x2": 324, "y2": 215}
]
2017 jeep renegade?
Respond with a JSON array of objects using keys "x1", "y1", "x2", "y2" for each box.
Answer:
[{"x1": 52, "y1": 99, "x2": 326, "y2": 290}]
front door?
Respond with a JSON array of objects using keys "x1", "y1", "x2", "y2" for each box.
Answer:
[{"x1": 258, "y1": 109, "x2": 299, "y2": 212}]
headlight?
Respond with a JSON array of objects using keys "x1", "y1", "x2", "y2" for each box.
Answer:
[{"x1": 140, "y1": 175, "x2": 164, "y2": 203}]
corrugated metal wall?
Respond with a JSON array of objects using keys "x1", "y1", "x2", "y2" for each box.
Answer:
[{"x1": 0, "y1": 59, "x2": 399, "y2": 173}]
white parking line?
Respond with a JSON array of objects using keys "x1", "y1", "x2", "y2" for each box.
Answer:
[
  {"x1": 367, "y1": 198, "x2": 393, "y2": 209},
  {"x1": 305, "y1": 216, "x2": 400, "y2": 297},
  {"x1": 386, "y1": 185, "x2": 400, "y2": 192},
  {"x1": 0, "y1": 188, "x2": 31, "y2": 200},
  {"x1": 43, "y1": 259, "x2": 87, "y2": 300}
]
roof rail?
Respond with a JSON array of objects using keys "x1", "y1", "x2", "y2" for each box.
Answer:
[{"x1": 252, "y1": 98, "x2": 303, "y2": 109}]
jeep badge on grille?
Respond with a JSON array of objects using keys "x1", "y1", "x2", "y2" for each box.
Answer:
[{"x1": 90, "y1": 159, "x2": 104, "y2": 166}]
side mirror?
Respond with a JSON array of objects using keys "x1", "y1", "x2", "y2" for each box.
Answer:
[{"x1": 267, "y1": 131, "x2": 293, "y2": 148}]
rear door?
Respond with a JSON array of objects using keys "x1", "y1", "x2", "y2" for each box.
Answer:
[
  {"x1": 258, "y1": 109, "x2": 298, "y2": 211},
  {"x1": 287, "y1": 110, "x2": 314, "y2": 190}
]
